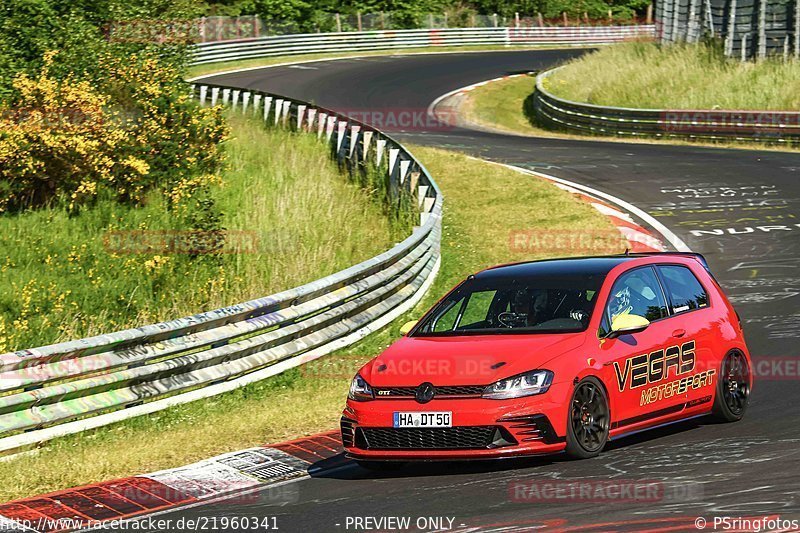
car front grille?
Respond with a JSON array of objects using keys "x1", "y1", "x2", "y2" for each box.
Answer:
[
  {"x1": 357, "y1": 426, "x2": 513, "y2": 450},
  {"x1": 373, "y1": 385, "x2": 485, "y2": 399}
]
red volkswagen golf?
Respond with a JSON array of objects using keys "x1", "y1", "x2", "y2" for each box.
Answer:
[{"x1": 341, "y1": 253, "x2": 752, "y2": 468}]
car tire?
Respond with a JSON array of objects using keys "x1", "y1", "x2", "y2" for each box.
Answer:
[
  {"x1": 355, "y1": 460, "x2": 406, "y2": 471},
  {"x1": 565, "y1": 377, "x2": 610, "y2": 459},
  {"x1": 711, "y1": 350, "x2": 751, "y2": 422}
]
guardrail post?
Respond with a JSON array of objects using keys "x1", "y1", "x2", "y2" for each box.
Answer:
[
  {"x1": 326, "y1": 115, "x2": 337, "y2": 142},
  {"x1": 232, "y1": 89, "x2": 240, "y2": 109},
  {"x1": 376, "y1": 138, "x2": 386, "y2": 166},
  {"x1": 418, "y1": 185, "x2": 429, "y2": 209},
  {"x1": 199, "y1": 85, "x2": 208, "y2": 105},
  {"x1": 670, "y1": 0, "x2": 680, "y2": 42},
  {"x1": 795, "y1": 0, "x2": 800, "y2": 57},
  {"x1": 273, "y1": 99, "x2": 283, "y2": 125},
  {"x1": 758, "y1": 0, "x2": 766, "y2": 59},
  {"x1": 211, "y1": 87, "x2": 219, "y2": 106},
  {"x1": 317, "y1": 112, "x2": 327, "y2": 138},
  {"x1": 263, "y1": 96, "x2": 272, "y2": 122},
  {"x1": 687, "y1": 0, "x2": 700, "y2": 42},
  {"x1": 297, "y1": 104, "x2": 307, "y2": 130},
  {"x1": 362, "y1": 130, "x2": 373, "y2": 160},
  {"x1": 704, "y1": 0, "x2": 715, "y2": 37},
  {"x1": 493, "y1": 13, "x2": 499, "y2": 27},
  {"x1": 222, "y1": 88, "x2": 231, "y2": 105},
  {"x1": 336, "y1": 121, "x2": 348, "y2": 161},
  {"x1": 388, "y1": 148, "x2": 400, "y2": 198},
  {"x1": 253, "y1": 94, "x2": 262, "y2": 115},
  {"x1": 242, "y1": 92, "x2": 251, "y2": 113},
  {"x1": 349, "y1": 125, "x2": 360, "y2": 159},
  {"x1": 281, "y1": 100, "x2": 290, "y2": 125},
  {"x1": 725, "y1": 0, "x2": 737, "y2": 56},
  {"x1": 306, "y1": 108, "x2": 317, "y2": 131},
  {"x1": 741, "y1": 33, "x2": 748, "y2": 61}
]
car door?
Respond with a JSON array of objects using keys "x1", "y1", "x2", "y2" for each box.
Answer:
[
  {"x1": 655, "y1": 264, "x2": 716, "y2": 409},
  {"x1": 597, "y1": 266, "x2": 673, "y2": 425}
]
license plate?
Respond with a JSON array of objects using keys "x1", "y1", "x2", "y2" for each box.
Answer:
[{"x1": 393, "y1": 412, "x2": 452, "y2": 428}]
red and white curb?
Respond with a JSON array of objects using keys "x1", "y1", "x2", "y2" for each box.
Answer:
[
  {"x1": 547, "y1": 179, "x2": 666, "y2": 253},
  {"x1": 0, "y1": 433, "x2": 344, "y2": 532}
]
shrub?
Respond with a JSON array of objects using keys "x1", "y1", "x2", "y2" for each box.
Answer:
[{"x1": 0, "y1": 51, "x2": 228, "y2": 224}]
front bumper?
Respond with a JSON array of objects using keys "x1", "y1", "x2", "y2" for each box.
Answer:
[{"x1": 341, "y1": 382, "x2": 571, "y2": 460}]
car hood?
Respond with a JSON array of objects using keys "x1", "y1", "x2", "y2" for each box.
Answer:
[{"x1": 361, "y1": 333, "x2": 586, "y2": 387}]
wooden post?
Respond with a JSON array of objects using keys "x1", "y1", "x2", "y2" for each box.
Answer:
[
  {"x1": 646, "y1": 4, "x2": 653, "y2": 24},
  {"x1": 493, "y1": 13, "x2": 498, "y2": 27},
  {"x1": 357, "y1": 12, "x2": 362, "y2": 31},
  {"x1": 608, "y1": 10, "x2": 613, "y2": 22},
  {"x1": 563, "y1": 12, "x2": 569, "y2": 26},
  {"x1": 335, "y1": 13, "x2": 341, "y2": 33},
  {"x1": 380, "y1": 11, "x2": 385, "y2": 29},
  {"x1": 444, "y1": 12, "x2": 448, "y2": 28},
  {"x1": 537, "y1": 12, "x2": 544, "y2": 27},
  {"x1": 583, "y1": 12, "x2": 589, "y2": 24},
  {"x1": 428, "y1": 13, "x2": 434, "y2": 28},
  {"x1": 515, "y1": 12, "x2": 520, "y2": 28},
  {"x1": 470, "y1": 13, "x2": 476, "y2": 27}
]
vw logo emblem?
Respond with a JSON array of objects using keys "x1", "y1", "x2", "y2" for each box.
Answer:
[{"x1": 415, "y1": 382, "x2": 435, "y2": 404}]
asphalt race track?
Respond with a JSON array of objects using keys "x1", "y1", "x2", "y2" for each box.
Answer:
[{"x1": 159, "y1": 50, "x2": 800, "y2": 531}]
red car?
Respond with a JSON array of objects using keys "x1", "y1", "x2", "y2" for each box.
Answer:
[{"x1": 341, "y1": 253, "x2": 752, "y2": 468}]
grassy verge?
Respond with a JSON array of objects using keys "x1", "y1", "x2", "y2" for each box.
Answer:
[
  {"x1": 0, "y1": 112, "x2": 402, "y2": 351},
  {"x1": 187, "y1": 45, "x2": 590, "y2": 79},
  {"x1": 457, "y1": 67, "x2": 800, "y2": 152},
  {"x1": 545, "y1": 41, "x2": 800, "y2": 110},
  {"x1": 0, "y1": 144, "x2": 619, "y2": 502}
]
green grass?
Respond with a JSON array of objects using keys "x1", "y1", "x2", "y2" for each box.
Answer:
[
  {"x1": 545, "y1": 41, "x2": 800, "y2": 110},
  {"x1": 0, "y1": 144, "x2": 619, "y2": 503},
  {"x1": 0, "y1": 111, "x2": 401, "y2": 351},
  {"x1": 456, "y1": 65, "x2": 800, "y2": 152}
]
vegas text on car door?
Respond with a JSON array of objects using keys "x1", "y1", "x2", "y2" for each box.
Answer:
[
  {"x1": 598, "y1": 266, "x2": 671, "y2": 424},
  {"x1": 654, "y1": 264, "x2": 716, "y2": 409}
]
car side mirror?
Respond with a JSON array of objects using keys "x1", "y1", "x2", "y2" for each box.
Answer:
[
  {"x1": 399, "y1": 320, "x2": 418, "y2": 336},
  {"x1": 607, "y1": 314, "x2": 650, "y2": 339}
]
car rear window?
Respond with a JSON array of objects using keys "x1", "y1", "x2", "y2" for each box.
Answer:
[{"x1": 657, "y1": 265, "x2": 709, "y2": 314}]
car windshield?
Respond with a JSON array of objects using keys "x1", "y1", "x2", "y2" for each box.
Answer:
[{"x1": 414, "y1": 273, "x2": 605, "y2": 336}]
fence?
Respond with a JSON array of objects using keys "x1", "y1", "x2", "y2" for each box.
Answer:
[
  {"x1": 532, "y1": 67, "x2": 800, "y2": 142},
  {"x1": 105, "y1": 13, "x2": 651, "y2": 43},
  {"x1": 0, "y1": 84, "x2": 442, "y2": 454},
  {"x1": 192, "y1": 26, "x2": 656, "y2": 65},
  {"x1": 656, "y1": 0, "x2": 800, "y2": 59}
]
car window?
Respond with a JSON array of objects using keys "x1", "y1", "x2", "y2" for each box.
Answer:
[
  {"x1": 605, "y1": 267, "x2": 668, "y2": 325},
  {"x1": 431, "y1": 300, "x2": 460, "y2": 333},
  {"x1": 658, "y1": 265, "x2": 709, "y2": 314},
  {"x1": 415, "y1": 273, "x2": 604, "y2": 336},
  {"x1": 459, "y1": 290, "x2": 496, "y2": 328}
]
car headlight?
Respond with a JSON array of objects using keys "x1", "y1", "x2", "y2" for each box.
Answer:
[
  {"x1": 348, "y1": 373, "x2": 374, "y2": 401},
  {"x1": 483, "y1": 370, "x2": 554, "y2": 399}
]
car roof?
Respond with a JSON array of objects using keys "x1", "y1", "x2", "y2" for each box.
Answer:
[{"x1": 475, "y1": 256, "x2": 638, "y2": 280}]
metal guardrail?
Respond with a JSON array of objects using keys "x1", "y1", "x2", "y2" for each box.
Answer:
[
  {"x1": 192, "y1": 26, "x2": 655, "y2": 64},
  {"x1": 0, "y1": 83, "x2": 442, "y2": 453},
  {"x1": 533, "y1": 67, "x2": 800, "y2": 143}
]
